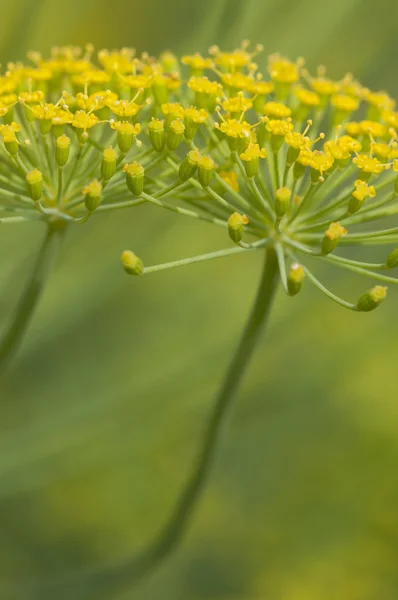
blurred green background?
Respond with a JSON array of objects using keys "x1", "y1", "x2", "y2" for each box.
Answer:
[{"x1": 1, "y1": 1, "x2": 398, "y2": 598}]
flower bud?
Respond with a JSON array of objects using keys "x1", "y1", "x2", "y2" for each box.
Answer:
[
  {"x1": 124, "y1": 162, "x2": 145, "y2": 196},
  {"x1": 293, "y1": 160, "x2": 306, "y2": 180},
  {"x1": 179, "y1": 150, "x2": 201, "y2": 182},
  {"x1": 286, "y1": 145, "x2": 300, "y2": 167},
  {"x1": 386, "y1": 247, "x2": 398, "y2": 269},
  {"x1": 83, "y1": 180, "x2": 102, "y2": 212},
  {"x1": 55, "y1": 134, "x2": 71, "y2": 167},
  {"x1": 357, "y1": 286, "x2": 387, "y2": 312},
  {"x1": 287, "y1": 263, "x2": 305, "y2": 296},
  {"x1": 3, "y1": 132, "x2": 19, "y2": 157},
  {"x1": 184, "y1": 107, "x2": 208, "y2": 141},
  {"x1": 26, "y1": 169, "x2": 43, "y2": 202},
  {"x1": 321, "y1": 222, "x2": 347, "y2": 255},
  {"x1": 76, "y1": 129, "x2": 89, "y2": 144},
  {"x1": 198, "y1": 156, "x2": 216, "y2": 187},
  {"x1": 121, "y1": 250, "x2": 144, "y2": 276},
  {"x1": 111, "y1": 121, "x2": 140, "y2": 154},
  {"x1": 152, "y1": 76, "x2": 169, "y2": 106},
  {"x1": 148, "y1": 119, "x2": 165, "y2": 152},
  {"x1": 239, "y1": 144, "x2": 267, "y2": 178},
  {"x1": 228, "y1": 212, "x2": 249, "y2": 243},
  {"x1": 275, "y1": 187, "x2": 292, "y2": 217},
  {"x1": 166, "y1": 119, "x2": 185, "y2": 150},
  {"x1": 101, "y1": 147, "x2": 117, "y2": 181},
  {"x1": 39, "y1": 118, "x2": 52, "y2": 135}
]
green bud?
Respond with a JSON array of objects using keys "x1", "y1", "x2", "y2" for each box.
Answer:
[
  {"x1": 357, "y1": 286, "x2": 387, "y2": 312},
  {"x1": 287, "y1": 263, "x2": 305, "y2": 296},
  {"x1": 228, "y1": 212, "x2": 249, "y2": 243},
  {"x1": 26, "y1": 169, "x2": 43, "y2": 202},
  {"x1": 166, "y1": 119, "x2": 185, "y2": 151},
  {"x1": 198, "y1": 156, "x2": 216, "y2": 187},
  {"x1": 76, "y1": 129, "x2": 89, "y2": 144},
  {"x1": 148, "y1": 119, "x2": 165, "y2": 153},
  {"x1": 347, "y1": 195, "x2": 363, "y2": 215},
  {"x1": 152, "y1": 76, "x2": 169, "y2": 106},
  {"x1": 38, "y1": 119, "x2": 52, "y2": 135},
  {"x1": 4, "y1": 135, "x2": 19, "y2": 157},
  {"x1": 179, "y1": 150, "x2": 201, "y2": 182},
  {"x1": 113, "y1": 122, "x2": 140, "y2": 154},
  {"x1": 275, "y1": 187, "x2": 292, "y2": 217},
  {"x1": 102, "y1": 147, "x2": 117, "y2": 181},
  {"x1": 84, "y1": 180, "x2": 102, "y2": 212},
  {"x1": 321, "y1": 222, "x2": 347, "y2": 255},
  {"x1": 253, "y1": 95, "x2": 266, "y2": 115},
  {"x1": 386, "y1": 247, "x2": 398, "y2": 269},
  {"x1": 121, "y1": 250, "x2": 144, "y2": 276},
  {"x1": 124, "y1": 162, "x2": 145, "y2": 196},
  {"x1": 256, "y1": 123, "x2": 271, "y2": 148},
  {"x1": 55, "y1": 134, "x2": 71, "y2": 167},
  {"x1": 270, "y1": 134, "x2": 285, "y2": 153},
  {"x1": 293, "y1": 160, "x2": 306, "y2": 180},
  {"x1": 286, "y1": 146, "x2": 300, "y2": 167}
]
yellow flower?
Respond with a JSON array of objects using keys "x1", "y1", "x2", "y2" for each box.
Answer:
[
  {"x1": 310, "y1": 76, "x2": 340, "y2": 97},
  {"x1": 72, "y1": 70, "x2": 111, "y2": 87},
  {"x1": 216, "y1": 50, "x2": 251, "y2": 70},
  {"x1": 353, "y1": 154, "x2": 387, "y2": 175},
  {"x1": 110, "y1": 121, "x2": 141, "y2": 135},
  {"x1": 72, "y1": 110, "x2": 99, "y2": 129},
  {"x1": 188, "y1": 76, "x2": 222, "y2": 96},
  {"x1": 294, "y1": 87, "x2": 320, "y2": 107},
  {"x1": 219, "y1": 171, "x2": 239, "y2": 192},
  {"x1": 382, "y1": 110, "x2": 398, "y2": 129},
  {"x1": 264, "y1": 101, "x2": 292, "y2": 118},
  {"x1": 268, "y1": 54, "x2": 301, "y2": 84},
  {"x1": 161, "y1": 102, "x2": 185, "y2": 120},
  {"x1": 181, "y1": 53, "x2": 213, "y2": 72},
  {"x1": 285, "y1": 131, "x2": 311, "y2": 150},
  {"x1": 221, "y1": 72, "x2": 253, "y2": 92},
  {"x1": 264, "y1": 118, "x2": 294, "y2": 136},
  {"x1": 359, "y1": 120, "x2": 387, "y2": 138},
  {"x1": 109, "y1": 99, "x2": 143, "y2": 118},
  {"x1": 240, "y1": 143, "x2": 267, "y2": 161},
  {"x1": 352, "y1": 179, "x2": 376, "y2": 202},
  {"x1": 217, "y1": 119, "x2": 252, "y2": 139},
  {"x1": 363, "y1": 89, "x2": 395, "y2": 112},
  {"x1": 331, "y1": 94, "x2": 360, "y2": 113},
  {"x1": 249, "y1": 80, "x2": 274, "y2": 96},
  {"x1": 325, "y1": 222, "x2": 347, "y2": 240},
  {"x1": 371, "y1": 142, "x2": 398, "y2": 160},
  {"x1": 222, "y1": 94, "x2": 253, "y2": 114},
  {"x1": 98, "y1": 48, "x2": 135, "y2": 73},
  {"x1": 30, "y1": 103, "x2": 58, "y2": 120},
  {"x1": 123, "y1": 74, "x2": 153, "y2": 90}
]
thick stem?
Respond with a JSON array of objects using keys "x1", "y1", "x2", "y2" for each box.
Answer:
[
  {"x1": 13, "y1": 248, "x2": 279, "y2": 600},
  {"x1": 0, "y1": 223, "x2": 65, "y2": 377},
  {"x1": 92, "y1": 247, "x2": 280, "y2": 598}
]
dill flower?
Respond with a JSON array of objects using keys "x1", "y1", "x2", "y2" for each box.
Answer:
[
  {"x1": 1, "y1": 42, "x2": 398, "y2": 315},
  {"x1": 3, "y1": 41, "x2": 398, "y2": 600}
]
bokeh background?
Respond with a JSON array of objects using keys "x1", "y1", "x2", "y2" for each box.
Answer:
[{"x1": 1, "y1": 1, "x2": 398, "y2": 598}]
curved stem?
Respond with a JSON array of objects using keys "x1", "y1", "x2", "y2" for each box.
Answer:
[
  {"x1": 0, "y1": 224, "x2": 65, "y2": 377},
  {"x1": 20, "y1": 248, "x2": 279, "y2": 600},
  {"x1": 95, "y1": 247, "x2": 280, "y2": 597}
]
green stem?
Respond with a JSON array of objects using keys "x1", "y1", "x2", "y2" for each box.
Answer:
[
  {"x1": 30, "y1": 248, "x2": 279, "y2": 599},
  {"x1": 103, "y1": 247, "x2": 279, "y2": 595},
  {"x1": 0, "y1": 224, "x2": 65, "y2": 377}
]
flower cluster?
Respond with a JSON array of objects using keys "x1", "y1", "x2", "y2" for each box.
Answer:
[{"x1": 2, "y1": 43, "x2": 398, "y2": 310}]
